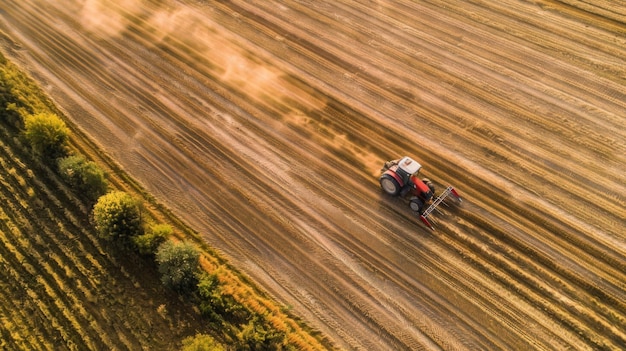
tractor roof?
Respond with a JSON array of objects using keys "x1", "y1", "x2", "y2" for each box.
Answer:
[{"x1": 398, "y1": 156, "x2": 422, "y2": 175}]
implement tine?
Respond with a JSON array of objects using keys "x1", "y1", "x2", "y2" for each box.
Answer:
[{"x1": 418, "y1": 186, "x2": 459, "y2": 229}]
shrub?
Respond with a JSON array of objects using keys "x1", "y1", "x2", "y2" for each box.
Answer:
[
  {"x1": 92, "y1": 191, "x2": 143, "y2": 246},
  {"x1": 1, "y1": 53, "x2": 51, "y2": 126},
  {"x1": 238, "y1": 316, "x2": 286, "y2": 351},
  {"x1": 58, "y1": 154, "x2": 108, "y2": 202},
  {"x1": 156, "y1": 240, "x2": 200, "y2": 293},
  {"x1": 23, "y1": 112, "x2": 69, "y2": 161},
  {"x1": 133, "y1": 223, "x2": 172, "y2": 255},
  {"x1": 198, "y1": 272, "x2": 250, "y2": 327},
  {"x1": 181, "y1": 333, "x2": 225, "y2": 351},
  {"x1": 0, "y1": 59, "x2": 29, "y2": 126},
  {"x1": 197, "y1": 273, "x2": 227, "y2": 325}
]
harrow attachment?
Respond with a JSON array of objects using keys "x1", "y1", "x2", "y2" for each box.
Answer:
[{"x1": 419, "y1": 186, "x2": 462, "y2": 230}]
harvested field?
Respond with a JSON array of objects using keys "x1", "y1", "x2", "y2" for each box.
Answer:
[{"x1": 1, "y1": 0, "x2": 625, "y2": 350}]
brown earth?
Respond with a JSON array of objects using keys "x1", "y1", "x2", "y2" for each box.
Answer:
[{"x1": 1, "y1": 0, "x2": 625, "y2": 349}]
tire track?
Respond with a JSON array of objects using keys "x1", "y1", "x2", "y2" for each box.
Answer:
[
  {"x1": 218, "y1": 0, "x2": 626, "y2": 244},
  {"x1": 207, "y1": 4, "x2": 620, "y2": 348}
]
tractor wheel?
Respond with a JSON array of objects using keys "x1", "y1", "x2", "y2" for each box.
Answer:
[
  {"x1": 422, "y1": 178, "x2": 436, "y2": 194},
  {"x1": 409, "y1": 197, "x2": 424, "y2": 213},
  {"x1": 380, "y1": 173, "x2": 401, "y2": 196}
]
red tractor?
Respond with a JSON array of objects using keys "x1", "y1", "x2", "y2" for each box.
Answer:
[{"x1": 380, "y1": 156, "x2": 461, "y2": 229}]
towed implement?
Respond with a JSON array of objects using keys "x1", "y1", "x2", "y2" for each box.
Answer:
[{"x1": 380, "y1": 156, "x2": 461, "y2": 229}]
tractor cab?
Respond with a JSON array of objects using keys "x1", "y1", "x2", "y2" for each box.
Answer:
[{"x1": 396, "y1": 157, "x2": 422, "y2": 183}]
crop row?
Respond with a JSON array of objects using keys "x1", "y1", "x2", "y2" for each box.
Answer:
[
  {"x1": 0, "y1": 128, "x2": 131, "y2": 349},
  {"x1": 0, "y1": 122, "x2": 201, "y2": 350}
]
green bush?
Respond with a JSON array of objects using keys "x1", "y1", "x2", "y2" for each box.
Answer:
[
  {"x1": 92, "y1": 191, "x2": 143, "y2": 246},
  {"x1": 0, "y1": 58, "x2": 30, "y2": 126},
  {"x1": 0, "y1": 79, "x2": 23, "y2": 124},
  {"x1": 197, "y1": 273, "x2": 227, "y2": 325},
  {"x1": 23, "y1": 112, "x2": 69, "y2": 161},
  {"x1": 181, "y1": 333, "x2": 225, "y2": 351},
  {"x1": 156, "y1": 240, "x2": 200, "y2": 293},
  {"x1": 238, "y1": 316, "x2": 286, "y2": 351},
  {"x1": 198, "y1": 272, "x2": 250, "y2": 327},
  {"x1": 1, "y1": 52, "x2": 51, "y2": 124},
  {"x1": 133, "y1": 223, "x2": 172, "y2": 255},
  {"x1": 58, "y1": 154, "x2": 108, "y2": 202}
]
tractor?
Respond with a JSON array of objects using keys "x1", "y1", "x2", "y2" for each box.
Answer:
[{"x1": 380, "y1": 156, "x2": 461, "y2": 229}]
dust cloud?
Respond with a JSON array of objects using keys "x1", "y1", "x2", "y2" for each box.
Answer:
[
  {"x1": 77, "y1": 0, "x2": 143, "y2": 37},
  {"x1": 77, "y1": 0, "x2": 283, "y2": 99}
]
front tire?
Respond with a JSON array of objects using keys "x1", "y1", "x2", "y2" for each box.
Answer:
[
  {"x1": 380, "y1": 173, "x2": 401, "y2": 196},
  {"x1": 409, "y1": 197, "x2": 424, "y2": 213}
]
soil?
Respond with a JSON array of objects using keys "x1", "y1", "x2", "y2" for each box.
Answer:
[{"x1": 1, "y1": 0, "x2": 624, "y2": 349}]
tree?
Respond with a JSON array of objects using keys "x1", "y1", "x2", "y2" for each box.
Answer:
[
  {"x1": 92, "y1": 191, "x2": 142, "y2": 246},
  {"x1": 23, "y1": 112, "x2": 69, "y2": 161},
  {"x1": 155, "y1": 240, "x2": 200, "y2": 293},
  {"x1": 58, "y1": 154, "x2": 108, "y2": 202},
  {"x1": 133, "y1": 223, "x2": 172, "y2": 255},
  {"x1": 181, "y1": 333, "x2": 225, "y2": 351}
]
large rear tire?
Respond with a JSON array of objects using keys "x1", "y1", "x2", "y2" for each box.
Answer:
[{"x1": 380, "y1": 173, "x2": 401, "y2": 196}]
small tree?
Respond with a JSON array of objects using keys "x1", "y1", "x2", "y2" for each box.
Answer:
[
  {"x1": 155, "y1": 240, "x2": 200, "y2": 293},
  {"x1": 23, "y1": 112, "x2": 69, "y2": 161},
  {"x1": 133, "y1": 223, "x2": 172, "y2": 255},
  {"x1": 58, "y1": 154, "x2": 108, "y2": 202},
  {"x1": 92, "y1": 191, "x2": 142, "y2": 246},
  {"x1": 181, "y1": 333, "x2": 225, "y2": 351}
]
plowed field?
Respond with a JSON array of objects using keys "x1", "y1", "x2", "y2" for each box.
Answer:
[{"x1": 1, "y1": 0, "x2": 624, "y2": 349}]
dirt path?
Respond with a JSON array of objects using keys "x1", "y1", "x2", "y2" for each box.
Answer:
[{"x1": 1, "y1": 0, "x2": 624, "y2": 349}]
